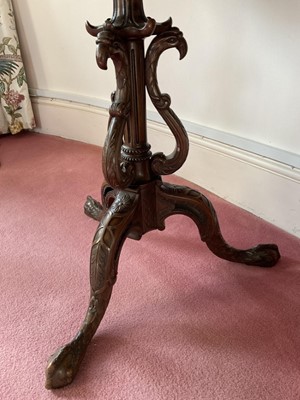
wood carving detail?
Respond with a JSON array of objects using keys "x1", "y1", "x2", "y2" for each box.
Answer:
[
  {"x1": 146, "y1": 28, "x2": 189, "y2": 175},
  {"x1": 95, "y1": 30, "x2": 135, "y2": 189},
  {"x1": 45, "y1": 191, "x2": 138, "y2": 389},
  {"x1": 46, "y1": 0, "x2": 280, "y2": 390},
  {"x1": 157, "y1": 182, "x2": 280, "y2": 267}
]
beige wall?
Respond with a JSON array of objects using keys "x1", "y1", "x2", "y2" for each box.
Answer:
[{"x1": 147, "y1": 0, "x2": 300, "y2": 155}]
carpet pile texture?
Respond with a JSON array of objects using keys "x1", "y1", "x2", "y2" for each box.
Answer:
[{"x1": 0, "y1": 132, "x2": 299, "y2": 399}]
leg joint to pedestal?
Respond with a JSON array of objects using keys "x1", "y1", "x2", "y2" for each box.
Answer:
[{"x1": 127, "y1": 180, "x2": 166, "y2": 239}]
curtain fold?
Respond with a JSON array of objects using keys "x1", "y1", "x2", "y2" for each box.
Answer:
[{"x1": 0, "y1": 0, "x2": 35, "y2": 134}]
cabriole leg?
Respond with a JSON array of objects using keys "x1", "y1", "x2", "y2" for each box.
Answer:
[
  {"x1": 45, "y1": 191, "x2": 138, "y2": 389},
  {"x1": 157, "y1": 183, "x2": 280, "y2": 268}
]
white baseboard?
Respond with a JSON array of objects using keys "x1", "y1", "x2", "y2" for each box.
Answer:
[
  {"x1": 31, "y1": 97, "x2": 109, "y2": 146},
  {"x1": 31, "y1": 96, "x2": 300, "y2": 238}
]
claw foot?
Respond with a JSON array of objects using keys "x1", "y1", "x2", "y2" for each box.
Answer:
[
  {"x1": 84, "y1": 196, "x2": 103, "y2": 221},
  {"x1": 45, "y1": 341, "x2": 82, "y2": 389}
]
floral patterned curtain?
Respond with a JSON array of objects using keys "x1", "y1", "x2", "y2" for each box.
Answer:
[{"x1": 0, "y1": 0, "x2": 35, "y2": 134}]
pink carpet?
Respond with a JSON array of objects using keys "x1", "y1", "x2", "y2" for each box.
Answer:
[{"x1": 0, "y1": 131, "x2": 299, "y2": 400}]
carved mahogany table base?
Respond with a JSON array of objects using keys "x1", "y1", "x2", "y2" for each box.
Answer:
[{"x1": 45, "y1": 0, "x2": 280, "y2": 389}]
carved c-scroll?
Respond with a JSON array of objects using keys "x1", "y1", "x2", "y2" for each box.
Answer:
[
  {"x1": 145, "y1": 27, "x2": 189, "y2": 176},
  {"x1": 95, "y1": 29, "x2": 135, "y2": 189}
]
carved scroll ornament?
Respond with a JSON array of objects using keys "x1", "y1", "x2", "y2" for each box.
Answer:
[{"x1": 146, "y1": 27, "x2": 189, "y2": 176}]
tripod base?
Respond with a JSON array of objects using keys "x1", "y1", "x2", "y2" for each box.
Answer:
[{"x1": 45, "y1": 179, "x2": 280, "y2": 389}]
